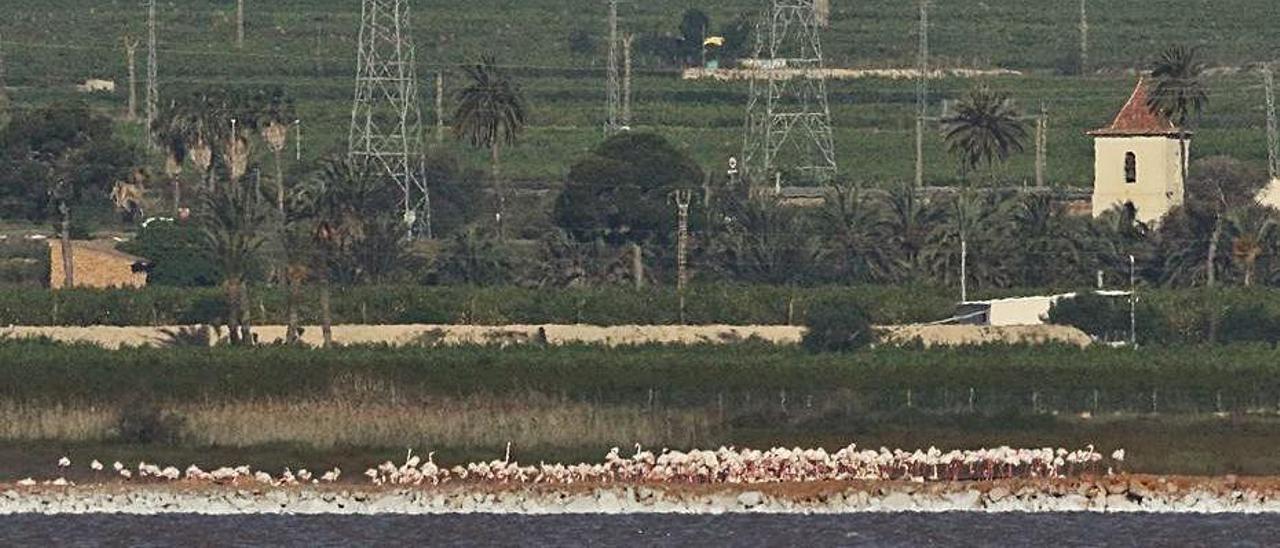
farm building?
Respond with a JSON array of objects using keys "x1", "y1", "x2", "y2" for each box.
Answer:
[
  {"x1": 953, "y1": 292, "x2": 1131, "y2": 327},
  {"x1": 48, "y1": 240, "x2": 151, "y2": 289}
]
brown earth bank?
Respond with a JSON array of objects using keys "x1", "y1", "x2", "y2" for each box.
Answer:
[
  {"x1": 2, "y1": 476, "x2": 1280, "y2": 514},
  {"x1": 0, "y1": 324, "x2": 1091, "y2": 349}
]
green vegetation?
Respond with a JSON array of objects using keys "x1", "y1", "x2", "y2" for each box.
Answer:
[
  {"x1": 802, "y1": 296, "x2": 874, "y2": 353},
  {"x1": 3, "y1": 341, "x2": 1280, "y2": 408},
  {"x1": 554, "y1": 132, "x2": 704, "y2": 245},
  {"x1": 0, "y1": 284, "x2": 954, "y2": 327},
  {"x1": 4, "y1": 1, "x2": 1278, "y2": 192},
  {"x1": 0, "y1": 340, "x2": 1278, "y2": 475}
]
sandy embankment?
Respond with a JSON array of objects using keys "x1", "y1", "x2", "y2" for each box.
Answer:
[
  {"x1": 1, "y1": 476, "x2": 1278, "y2": 515},
  {"x1": 0, "y1": 324, "x2": 1091, "y2": 350}
]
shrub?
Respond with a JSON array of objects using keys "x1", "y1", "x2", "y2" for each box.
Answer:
[
  {"x1": 1047, "y1": 293, "x2": 1172, "y2": 344},
  {"x1": 118, "y1": 219, "x2": 219, "y2": 287},
  {"x1": 116, "y1": 403, "x2": 186, "y2": 444},
  {"x1": 1219, "y1": 305, "x2": 1280, "y2": 345},
  {"x1": 802, "y1": 297, "x2": 874, "y2": 353}
]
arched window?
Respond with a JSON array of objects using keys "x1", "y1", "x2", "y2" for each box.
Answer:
[{"x1": 1124, "y1": 152, "x2": 1137, "y2": 184}]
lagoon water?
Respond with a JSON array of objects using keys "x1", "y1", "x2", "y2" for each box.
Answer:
[{"x1": 2, "y1": 513, "x2": 1278, "y2": 547}]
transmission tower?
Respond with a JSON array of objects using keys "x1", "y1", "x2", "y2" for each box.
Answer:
[
  {"x1": 605, "y1": 0, "x2": 623, "y2": 134},
  {"x1": 145, "y1": 0, "x2": 158, "y2": 148},
  {"x1": 915, "y1": 0, "x2": 929, "y2": 188},
  {"x1": 742, "y1": 0, "x2": 837, "y2": 190},
  {"x1": 1264, "y1": 64, "x2": 1279, "y2": 182},
  {"x1": 349, "y1": 0, "x2": 431, "y2": 239},
  {"x1": 622, "y1": 32, "x2": 634, "y2": 127}
]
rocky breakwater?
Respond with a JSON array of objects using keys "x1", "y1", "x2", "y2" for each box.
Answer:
[{"x1": 3, "y1": 476, "x2": 1280, "y2": 515}]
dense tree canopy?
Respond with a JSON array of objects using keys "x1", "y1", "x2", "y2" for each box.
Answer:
[
  {"x1": 554, "y1": 132, "x2": 704, "y2": 246},
  {"x1": 0, "y1": 102, "x2": 139, "y2": 221}
]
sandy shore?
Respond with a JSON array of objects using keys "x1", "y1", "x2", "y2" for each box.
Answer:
[{"x1": 2, "y1": 476, "x2": 1278, "y2": 515}]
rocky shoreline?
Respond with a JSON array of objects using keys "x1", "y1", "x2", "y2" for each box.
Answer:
[{"x1": 3, "y1": 476, "x2": 1280, "y2": 515}]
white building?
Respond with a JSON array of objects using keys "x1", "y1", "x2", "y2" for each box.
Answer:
[
  {"x1": 954, "y1": 292, "x2": 1132, "y2": 327},
  {"x1": 1088, "y1": 78, "x2": 1188, "y2": 224}
]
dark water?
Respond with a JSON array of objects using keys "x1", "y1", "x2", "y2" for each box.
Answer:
[{"x1": 1, "y1": 513, "x2": 1277, "y2": 547}]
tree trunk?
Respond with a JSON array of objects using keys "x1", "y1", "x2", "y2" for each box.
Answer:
[
  {"x1": 492, "y1": 141, "x2": 504, "y2": 240},
  {"x1": 1207, "y1": 214, "x2": 1222, "y2": 288},
  {"x1": 172, "y1": 177, "x2": 182, "y2": 217},
  {"x1": 226, "y1": 280, "x2": 242, "y2": 346},
  {"x1": 632, "y1": 243, "x2": 643, "y2": 289},
  {"x1": 239, "y1": 285, "x2": 254, "y2": 346},
  {"x1": 285, "y1": 268, "x2": 302, "y2": 345},
  {"x1": 59, "y1": 199, "x2": 74, "y2": 289},
  {"x1": 274, "y1": 148, "x2": 285, "y2": 215},
  {"x1": 320, "y1": 271, "x2": 333, "y2": 348}
]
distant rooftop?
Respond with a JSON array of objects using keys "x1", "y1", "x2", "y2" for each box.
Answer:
[{"x1": 1088, "y1": 77, "x2": 1184, "y2": 137}]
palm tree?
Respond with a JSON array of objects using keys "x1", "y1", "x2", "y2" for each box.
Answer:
[
  {"x1": 1146, "y1": 45, "x2": 1207, "y2": 181},
  {"x1": 816, "y1": 184, "x2": 889, "y2": 282},
  {"x1": 1006, "y1": 194, "x2": 1093, "y2": 288},
  {"x1": 199, "y1": 180, "x2": 270, "y2": 345},
  {"x1": 453, "y1": 55, "x2": 528, "y2": 239},
  {"x1": 1227, "y1": 206, "x2": 1278, "y2": 287},
  {"x1": 941, "y1": 85, "x2": 1029, "y2": 181},
  {"x1": 926, "y1": 191, "x2": 1015, "y2": 291},
  {"x1": 881, "y1": 184, "x2": 943, "y2": 283},
  {"x1": 254, "y1": 89, "x2": 295, "y2": 214},
  {"x1": 292, "y1": 157, "x2": 381, "y2": 347}
]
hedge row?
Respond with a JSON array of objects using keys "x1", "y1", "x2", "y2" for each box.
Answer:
[
  {"x1": 1, "y1": 341, "x2": 1278, "y2": 407},
  {"x1": 0, "y1": 284, "x2": 956, "y2": 327}
]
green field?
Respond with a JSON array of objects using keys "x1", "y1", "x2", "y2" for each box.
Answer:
[{"x1": 2, "y1": 0, "x2": 1277, "y2": 188}]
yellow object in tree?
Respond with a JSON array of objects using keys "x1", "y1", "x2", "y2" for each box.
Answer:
[{"x1": 703, "y1": 36, "x2": 725, "y2": 47}]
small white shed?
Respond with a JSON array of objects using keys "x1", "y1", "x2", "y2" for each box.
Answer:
[{"x1": 954, "y1": 291, "x2": 1131, "y2": 327}]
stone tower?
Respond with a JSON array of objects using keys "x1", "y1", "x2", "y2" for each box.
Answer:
[{"x1": 1088, "y1": 78, "x2": 1188, "y2": 224}]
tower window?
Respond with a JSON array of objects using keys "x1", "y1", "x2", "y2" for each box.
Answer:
[{"x1": 1124, "y1": 152, "x2": 1137, "y2": 184}]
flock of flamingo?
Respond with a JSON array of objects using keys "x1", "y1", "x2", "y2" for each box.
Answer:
[{"x1": 16, "y1": 444, "x2": 1124, "y2": 488}]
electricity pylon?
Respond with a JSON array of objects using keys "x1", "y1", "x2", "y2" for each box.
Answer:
[
  {"x1": 605, "y1": 0, "x2": 623, "y2": 135},
  {"x1": 742, "y1": 0, "x2": 838, "y2": 191},
  {"x1": 349, "y1": 0, "x2": 431, "y2": 239}
]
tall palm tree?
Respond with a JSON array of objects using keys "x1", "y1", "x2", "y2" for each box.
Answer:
[
  {"x1": 254, "y1": 89, "x2": 294, "y2": 214},
  {"x1": 199, "y1": 180, "x2": 270, "y2": 345},
  {"x1": 1146, "y1": 45, "x2": 1207, "y2": 182},
  {"x1": 941, "y1": 85, "x2": 1029, "y2": 181},
  {"x1": 292, "y1": 157, "x2": 381, "y2": 347},
  {"x1": 453, "y1": 55, "x2": 528, "y2": 239}
]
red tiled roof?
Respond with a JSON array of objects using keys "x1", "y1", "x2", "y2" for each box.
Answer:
[{"x1": 1088, "y1": 78, "x2": 1182, "y2": 137}]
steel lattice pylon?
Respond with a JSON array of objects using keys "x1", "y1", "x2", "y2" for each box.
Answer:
[
  {"x1": 742, "y1": 0, "x2": 837, "y2": 189},
  {"x1": 349, "y1": 0, "x2": 431, "y2": 238}
]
